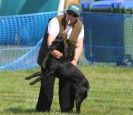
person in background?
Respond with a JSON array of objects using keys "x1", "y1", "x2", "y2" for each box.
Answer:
[{"x1": 36, "y1": 3, "x2": 84, "y2": 112}]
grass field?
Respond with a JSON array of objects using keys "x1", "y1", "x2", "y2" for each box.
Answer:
[{"x1": 0, "y1": 65, "x2": 133, "y2": 115}]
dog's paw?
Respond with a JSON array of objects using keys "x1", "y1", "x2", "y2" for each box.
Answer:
[{"x1": 76, "y1": 110, "x2": 80, "y2": 114}]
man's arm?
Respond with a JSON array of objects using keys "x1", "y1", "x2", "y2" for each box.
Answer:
[{"x1": 71, "y1": 37, "x2": 83, "y2": 66}]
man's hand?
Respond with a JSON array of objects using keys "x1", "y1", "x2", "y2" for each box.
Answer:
[
  {"x1": 50, "y1": 50, "x2": 63, "y2": 59},
  {"x1": 71, "y1": 59, "x2": 78, "y2": 66}
]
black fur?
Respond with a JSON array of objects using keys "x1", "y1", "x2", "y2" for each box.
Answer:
[{"x1": 25, "y1": 37, "x2": 90, "y2": 113}]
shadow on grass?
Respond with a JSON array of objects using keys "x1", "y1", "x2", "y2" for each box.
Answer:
[
  {"x1": 5, "y1": 107, "x2": 36, "y2": 114},
  {"x1": 4, "y1": 107, "x2": 76, "y2": 114},
  {"x1": 129, "y1": 107, "x2": 133, "y2": 111}
]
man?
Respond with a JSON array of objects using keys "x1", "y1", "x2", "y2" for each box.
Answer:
[{"x1": 36, "y1": 3, "x2": 84, "y2": 112}]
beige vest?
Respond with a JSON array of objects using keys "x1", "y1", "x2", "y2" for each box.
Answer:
[{"x1": 56, "y1": 15, "x2": 83, "y2": 43}]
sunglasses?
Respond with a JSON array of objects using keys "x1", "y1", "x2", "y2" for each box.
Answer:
[{"x1": 67, "y1": 10, "x2": 78, "y2": 17}]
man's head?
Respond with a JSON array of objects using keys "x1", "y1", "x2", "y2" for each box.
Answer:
[
  {"x1": 65, "y1": 3, "x2": 82, "y2": 25},
  {"x1": 67, "y1": 3, "x2": 82, "y2": 17}
]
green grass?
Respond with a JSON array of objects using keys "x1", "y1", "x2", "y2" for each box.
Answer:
[{"x1": 0, "y1": 65, "x2": 133, "y2": 115}]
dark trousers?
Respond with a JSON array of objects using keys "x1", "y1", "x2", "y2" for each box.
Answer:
[
  {"x1": 59, "y1": 78, "x2": 75, "y2": 112},
  {"x1": 36, "y1": 75, "x2": 55, "y2": 112},
  {"x1": 36, "y1": 76, "x2": 75, "y2": 112}
]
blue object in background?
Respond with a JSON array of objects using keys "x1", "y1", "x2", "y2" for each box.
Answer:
[
  {"x1": 81, "y1": 2, "x2": 92, "y2": 11},
  {"x1": 0, "y1": 12, "x2": 56, "y2": 46},
  {"x1": 82, "y1": 12, "x2": 125, "y2": 63},
  {"x1": 89, "y1": 0, "x2": 121, "y2": 13}
]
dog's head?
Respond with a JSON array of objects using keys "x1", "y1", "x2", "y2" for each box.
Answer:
[
  {"x1": 49, "y1": 37, "x2": 65, "y2": 53},
  {"x1": 49, "y1": 37, "x2": 73, "y2": 62}
]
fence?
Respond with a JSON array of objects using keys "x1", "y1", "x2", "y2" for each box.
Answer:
[{"x1": 0, "y1": 11, "x2": 133, "y2": 70}]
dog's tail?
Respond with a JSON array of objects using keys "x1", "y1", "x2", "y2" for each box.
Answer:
[
  {"x1": 28, "y1": 69, "x2": 53, "y2": 85},
  {"x1": 25, "y1": 71, "x2": 42, "y2": 80},
  {"x1": 29, "y1": 76, "x2": 42, "y2": 85}
]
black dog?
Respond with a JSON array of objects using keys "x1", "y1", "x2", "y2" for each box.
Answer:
[
  {"x1": 25, "y1": 37, "x2": 72, "y2": 83},
  {"x1": 25, "y1": 37, "x2": 90, "y2": 113}
]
